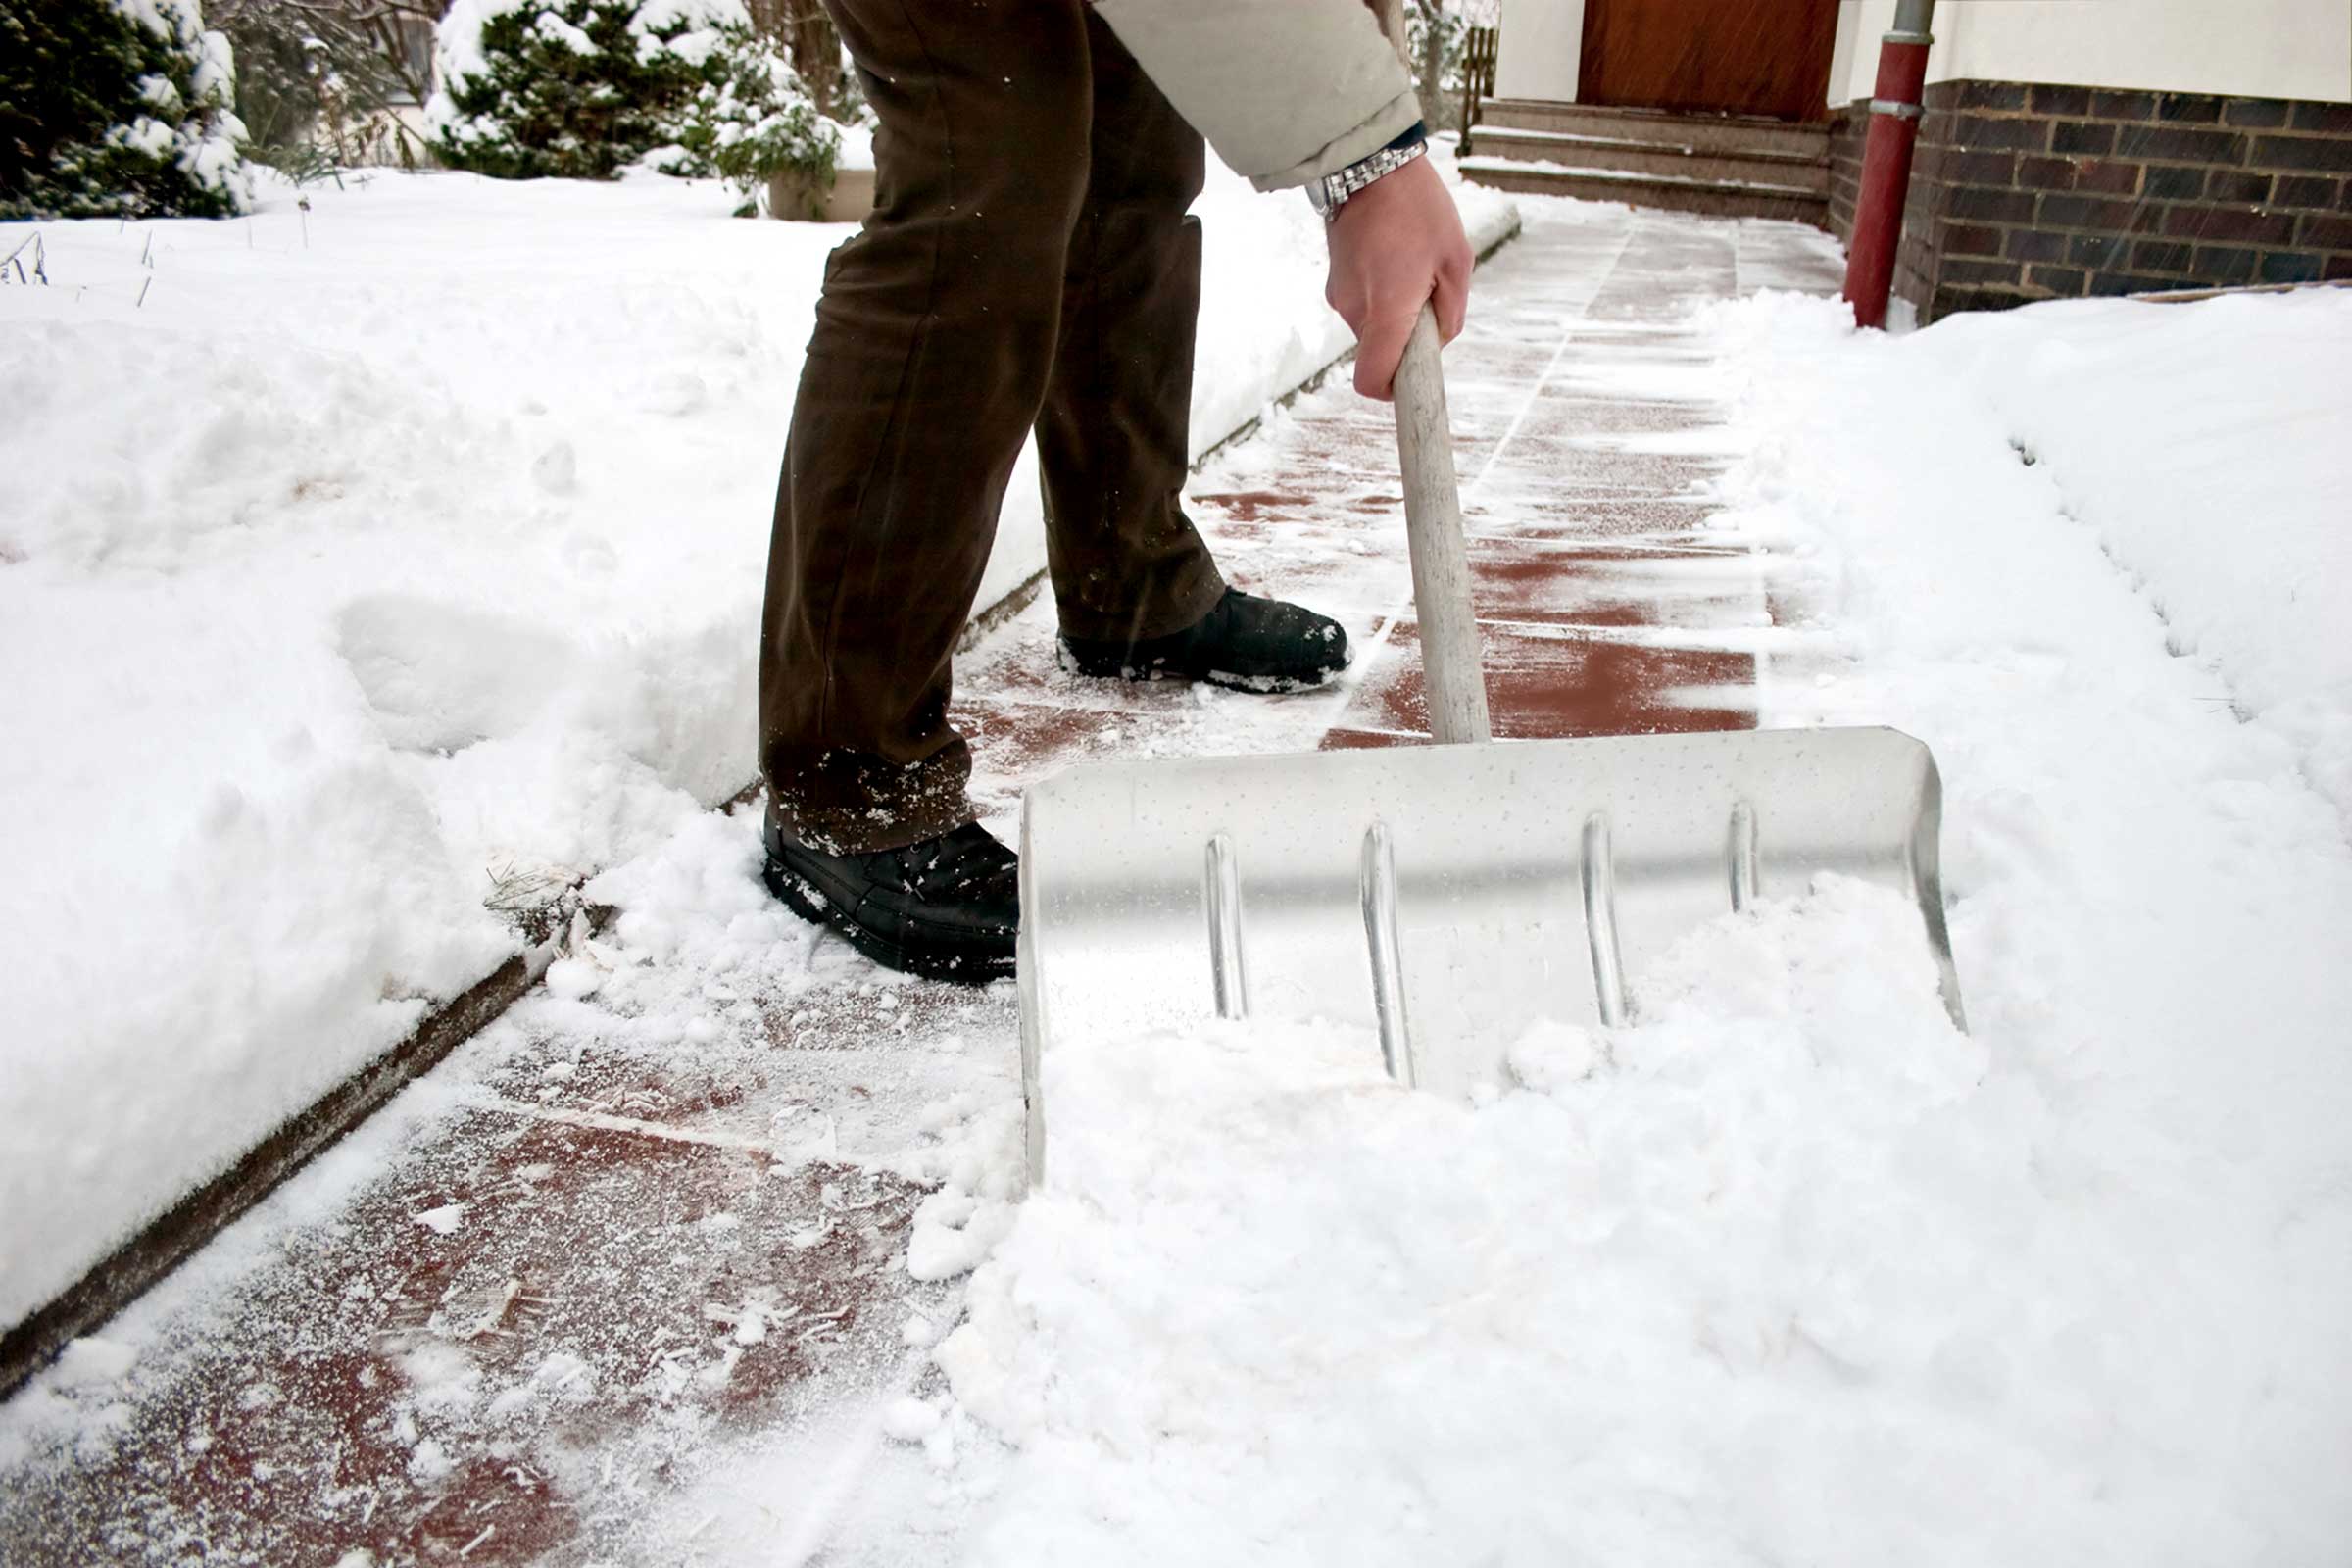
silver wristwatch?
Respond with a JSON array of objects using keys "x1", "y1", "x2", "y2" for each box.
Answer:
[{"x1": 1306, "y1": 133, "x2": 1430, "y2": 221}]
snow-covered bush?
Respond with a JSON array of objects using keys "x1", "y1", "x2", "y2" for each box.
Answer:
[
  {"x1": 0, "y1": 0, "x2": 252, "y2": 220},
  {"x1": 430, "y1": 0, "x2": 823, "y2": 185},
  {"x1": 659, "y1": 21, "x2": 838, "y2": 214}
]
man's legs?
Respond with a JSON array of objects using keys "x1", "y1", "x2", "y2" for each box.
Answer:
[
  {"x1": 760, "y1": 0, "x2": 1091, "y2": 857},
  {"x1": 757, "y1": 2, "x2": 1349, "y2": 980},
  {"x1": 1038, "y1": 16, "x2": 1351, "y2": 691},
  {"x1": 1035, "y1": 10, "x2": 1223, "y2": 648}
]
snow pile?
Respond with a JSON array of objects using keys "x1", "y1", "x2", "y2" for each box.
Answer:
[
  {"x1": 943, "y1": 877, "x2": 2293, "y2": 1562},
  {"x1": 1716, "y1": 286, "x2": 2352, "y2": 1553},
  {"x1": 925, "y1": 283, "x2": 2352, "y2": 1563},
  {"x1": 0, "y1": 162, "x2": 1513, "y2": 1333},
  {"x1": 0, "y1": 174, "x2": 811, "y2": 1330},
  {"x1": 1890, "y1": 289, "x2": 2352, "y2": 830}
]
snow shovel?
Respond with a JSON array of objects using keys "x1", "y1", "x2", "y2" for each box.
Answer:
[{"x1": 1014, "y1": 311, "x2": 1967, "y2": 1185}]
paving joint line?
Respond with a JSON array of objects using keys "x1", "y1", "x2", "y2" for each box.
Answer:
[{"x1": 469, "y1": 1097, "x2": 789, "y2": 1156}]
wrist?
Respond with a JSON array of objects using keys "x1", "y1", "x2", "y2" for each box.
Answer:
[{"x1": 1306, "y1": 122, "x2": 1428, "y2": 222}]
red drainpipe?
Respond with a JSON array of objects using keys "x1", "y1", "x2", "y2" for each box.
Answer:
[{"x1": 1842, "y1": 0, "x2": 1937, "y2": 329}]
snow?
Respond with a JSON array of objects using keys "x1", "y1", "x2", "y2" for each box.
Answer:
[
  {"x1": 833, "y1": 119, "x2": 876, "y2": 172},
  {"x1": 947, "y1": 885, "x2": 2024, "y2": 1562},
  {"x1": 108, "y1": 116, "x2": 180, "y2": 161},
  {"x1": 1880, "y1": 289, "x2": 2352, "y2": 829},
  {"x1": 1019, "y1": 248, "x2": 2342, "y2": 1553},
  {"x1": 553, "y1": 252, "x2": 2352, "y2": 1562},
  {"x1": 922, "y1": 281, "x2": 2352, "y2": 1560},
  {"x1": 1457, "y1": 154, "x2": 1822, "y2": 196},
  {"x1": 880, "y1": 1396, "x2": 942, "y2": 1444},
  {"x1": 529, "y1": 10, "x2": 595, "y2": 55},
  {"x1": 189, "y1": 26, "x2": 235, "y2": 105},
  {"x1": 0, "y1": 158, "x2": 1514, "y2": 1334},
  {"x1": 48, "y1": 1338, "x2": 139, "y2": 1391},
  {"x1": 410, "y1": 1202, "x2": 466, "y2": 1236},
  {"x1": 2, "y1": 186, "x2": 2345, "y2": 1561},
  {"x1": 110, "y1": 0, "x2": 190, "y2": 42}
]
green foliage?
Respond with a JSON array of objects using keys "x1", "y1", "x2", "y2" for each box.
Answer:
[
  {"x1": 220, "y1": 8, "x2": 333, "y2": 153},
  {"x1": 661, "y1": 22, "x2": 836, "y2": 206},
  {"x1": 432, "y1": 0, "x2": 721, "y2": 180},
  {"x1": 0, "y1": 0, "x2": 251, "y2": 220},
  {"x1": 432, "y1": 3, "x2": 836, "y2": 203}
]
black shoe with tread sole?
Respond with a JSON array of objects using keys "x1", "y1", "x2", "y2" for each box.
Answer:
[
  {"x1": 1058, "y1": 586, "x2": 1348, "y2": 692},
  {"x1": 762, "y1": 819, "x2": 1017, "y2": 985}
]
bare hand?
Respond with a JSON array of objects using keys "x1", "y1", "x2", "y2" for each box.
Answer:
[{"x1": 1323, "y1": 155, "x2": 1474, "y2": 401}]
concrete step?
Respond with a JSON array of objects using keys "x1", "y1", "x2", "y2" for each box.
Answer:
[
  {"x1": 1476, "y1": 98, "x2": 1829, "y2": 161},
  {"x1": 1456, "y1": 158, "x2": 1830, "y2": 226},
  {"x1": 1468, "y1": 126, "x2": 1829, "y2": 196}
]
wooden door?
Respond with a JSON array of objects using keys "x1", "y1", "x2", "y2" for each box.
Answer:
[{"x1": 1578, "y1": 0, "x2": 1841, "y2": 122}]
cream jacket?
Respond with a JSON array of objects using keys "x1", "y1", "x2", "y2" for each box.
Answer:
[{"x1": 1092, "y1": 0, "x2": 1423, "y2": 191}]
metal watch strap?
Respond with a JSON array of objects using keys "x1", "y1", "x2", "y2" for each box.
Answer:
[{"x1": 1308, "y1": 129, "x2": 1430, "y2": 220}]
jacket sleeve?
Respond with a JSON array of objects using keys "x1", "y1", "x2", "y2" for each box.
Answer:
[{"x1": 1091, "y1": 0, "x2": 1423, "y2": 191}]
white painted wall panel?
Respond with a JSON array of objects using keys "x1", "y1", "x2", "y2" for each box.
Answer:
[
  {"x1": 1495, "y1": 0, "x2": 1586, "y2": 101},
  {"x1": 1830, "y1": 0, "x2": 2352, "y2": 106}
]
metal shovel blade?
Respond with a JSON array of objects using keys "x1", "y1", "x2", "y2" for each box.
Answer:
[{"x1": 1016, "y1": 725, "x2": 1964, "y2": 1183}]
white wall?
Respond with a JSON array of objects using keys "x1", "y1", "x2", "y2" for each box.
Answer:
[
  {"x1": 1831, "y1": 0, "x2": 2352, "y2": 106},
  {"x1": 1495, "y1": 0, "x2": 1586, "y2": 101}
]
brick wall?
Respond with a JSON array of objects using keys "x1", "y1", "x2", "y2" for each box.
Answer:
[
  {"x1": 1826, "y1": 82, "x2": 2352, "y2": 322},
  {"x1": 1826, "y1": 100, "x2": 1867, "y2": 242}
]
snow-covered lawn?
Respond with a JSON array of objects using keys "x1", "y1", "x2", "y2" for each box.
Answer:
[
  {"x1": 921, "y1": 286, "x2": 2352, "y2": 1562},
  {"x1": 0, "y1": 158, "x2": 1515, "y2": 1333}
]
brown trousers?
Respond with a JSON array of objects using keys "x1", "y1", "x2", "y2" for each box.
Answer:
[{"x1": 760, "y1": 0, "x2": 1227, "y2": 854}]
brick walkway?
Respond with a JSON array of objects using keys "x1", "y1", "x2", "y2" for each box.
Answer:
[{"x1": 0, "y1": 201, "x2": 1843, "y2": 1566}]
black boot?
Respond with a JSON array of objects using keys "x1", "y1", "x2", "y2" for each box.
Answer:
[
  {"x1": 763, "y1": 819, "x2": 1017, "y2": 984},
  {"x1": 1058, "y1": 587, "x2": 1349, "y2": 692}
]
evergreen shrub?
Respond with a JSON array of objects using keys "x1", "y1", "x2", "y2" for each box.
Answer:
[
  {"x1": 0, "y1": 0, "x2": 251, "y2": 220},
  {"x1": 429, "y1": 0, "x2": 835, "y2": 203},
  {"x1": 664, "y1": 21, "x2": 837, "y2": 213}
]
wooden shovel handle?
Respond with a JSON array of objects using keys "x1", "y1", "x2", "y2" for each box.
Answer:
[
  {"x1": 1393, "y1": 305, "x2": 1494, "y2": 745},
  {"x1": 1368, "y1": 0, "x2": 1490, "y2": 743}
]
